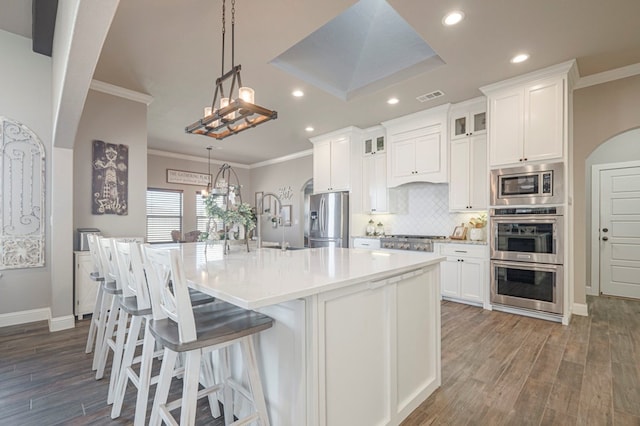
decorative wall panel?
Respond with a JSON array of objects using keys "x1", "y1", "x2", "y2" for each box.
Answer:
[{"x1": 0, "y1": 117, "x2": 45, "y2": 269}]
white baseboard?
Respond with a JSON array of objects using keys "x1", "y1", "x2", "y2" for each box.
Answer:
[
  {"x1": 49, "y1": 314, "x2": 75, "y2": 332},
  {"x1": 0, "y1": 308, "x2": 50, "y2": 328},
  {"x1": 0, "y1": 308, "x2": 76, "y2": 331},
  {"x1": 572, "y1": 303, "x2": 589, "y2": 317}
]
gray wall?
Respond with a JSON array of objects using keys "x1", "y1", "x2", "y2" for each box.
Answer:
[
  {"x1": 250, "y1": 155, "x2": 313, "y2": 248},
  {"x1": 0, "y1": 30, "x2": 53, "y2": 315},
  {"x1": 572, "y1": 74, "x2": 640, "y2": 303},
  {"x1": 73, "y1": 90, "x2": 148, "y2": 239},
  {"x1": 147, "y1": 154, "x2": 252, "y2": 236}
]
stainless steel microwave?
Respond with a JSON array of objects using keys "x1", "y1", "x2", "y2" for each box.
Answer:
[{"x1": 490, "y1": 162, "x2": 564, "y2": 206}]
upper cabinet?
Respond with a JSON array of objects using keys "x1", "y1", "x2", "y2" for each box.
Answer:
[
  {"x1": 361, "y1": 126, "x2": 390, "y2": 213},
  {"x1": 480, "y1": 60, "x2": 578, "y2": 168},
  {"x1": 311, "y1": 127, "x2": 363, "y2": 193},
  {"x1": 382, "y1": 104, "x2": 450, "y2": 187},
  {"x1": 450, "y1": 98, "x2": 486, "y2": 140},
  {"x1": 449, "y1": 98, "x2": 488, "y2": 211}
]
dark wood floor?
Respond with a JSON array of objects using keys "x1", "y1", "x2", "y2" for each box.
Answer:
[{"x1": 1, "y1": 296, "x2": 639, "y2": 425}]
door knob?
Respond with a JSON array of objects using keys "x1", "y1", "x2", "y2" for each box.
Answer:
[
  {"x1": 602, "y1": 228, "x2": 608, "y2": 232},
  {"x1": 602, "y1": 236, "x2": 609, "y2": 241}
]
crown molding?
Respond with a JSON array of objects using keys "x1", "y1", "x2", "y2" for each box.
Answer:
[
  {"x1": 89, "y1": 80, "x2": 154, "y2": 105},
  {"x1": 480, "y1": 59, "x2": 577, "y2": 94},
  {"x1": 147, "y1": 149, "x2": 250, "y2": 169},
  {"x1": 249, "y1": 149, "x2": 313, "y2": 169},
  {"x1": 574, "y1": 62, "x2": 640, "y2": 90}
]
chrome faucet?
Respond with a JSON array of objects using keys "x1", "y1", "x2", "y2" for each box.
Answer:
[{"x1": 257, "y1": 192, "x2": 287, "y2": 250}]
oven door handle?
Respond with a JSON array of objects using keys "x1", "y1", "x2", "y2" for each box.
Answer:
[{"x1": 491, "y1": 259, "x2": 563, "y2": 272}]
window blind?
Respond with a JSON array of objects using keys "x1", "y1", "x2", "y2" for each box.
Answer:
[{"x1": 146, "y1": 189, "x2": 183, "y2": 243}]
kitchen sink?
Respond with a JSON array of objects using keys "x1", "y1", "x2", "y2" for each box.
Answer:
[{"x1": 263, "y1": 246, "x2": 307, "y2": 251}]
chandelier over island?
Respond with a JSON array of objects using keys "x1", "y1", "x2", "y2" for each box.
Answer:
[{"x1": 185, "y1": 0, "x2": 277, "y2": 140}]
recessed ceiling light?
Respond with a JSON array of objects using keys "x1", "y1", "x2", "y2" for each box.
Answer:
[
  {"x1": 292, "y1": 90, "x2": 304, "y2": 97},
  {"x1": 511, "y1": 53, "x2": 529, "y2": 64},
  {"x1": 305, "y1": 126, "x2": 314, "y2": 132},
  {"x1": 387, "y1": 97, "x2": 399, "y2": 105},
  {"x1": 442, "y1": 11, "x2": 464, "y2": 26}
]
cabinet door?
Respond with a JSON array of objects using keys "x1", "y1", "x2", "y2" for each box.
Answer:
[
  {"x1": 489, "y1": 89, "x2": 524, "y2": 166},
  {"x1": 524, "y1": 78, "x2": 563, "y2": 162},
  {"x1": 75, "y1": 253, "x2": 99, "y2": 317},
  {"x1": 329, "y1": 136, "x2": 351, "y2": 191},
  {"x1": 414, "y1": 133, "x2": 443, "y2": 177},
  {"x1": 469, "y1": 134, "x2": 488, "y2": 210},
  {"x1": 313, "y1": 140, "x2": 332, "y2": 191},
  {"x1": 391, "y1": 139, "x2": 416, "y2": 179},
  {"x1": 470, "y1": 107, "x2": 487, "y2": 135},
  {"x1": 363, "y1": 154, "x2": 389, "y2": 213},
  {"x1": 319, "y1": 283, "x2": 390, "y2": 426},
  {"x1": 449, "y1": 139, "x2": 470, "y2": 211},
  {"x1": 459, "y1": 258, "x2": 483, "y2": 303},
  {"x1": 440, "y1": 258, "x2": 460, "y2": 299},
  {"x1": 450, "y1": 112, "x2": 468, "y2": 140}
]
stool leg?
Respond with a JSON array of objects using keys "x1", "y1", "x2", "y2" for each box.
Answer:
[
  {"x1": 221, "y1": 347, "x2": 234, "y2": 426},
  {"x1": 96, "y1": 296, "x2": 120, "y2": 380},
  {"x1": 241, "y1": 337, "x2": 270, "y2": 426},
  {"x1": 111, "y1": 314, "x2": 143, "y2": 419},
  {"x1": 134, "y1": 321, "x2": 156, "y2": 426},
  {"x1": 85, "y1": 283, "x2": 104, "y2": 353},
  {"x1": 150, "y1": 348, "x2": 178, "y2": 426},
  {"x1": 201, "y1": 352, "x2": 222, "y2": 418},
  {"x1": 108, "y1": 309, "x2": 129, "y2": 404},
  {"x1": 180, "y1": 350, "x2": 202, "y2": 426},
  {"x1": 92, "y1": 291, "x2": 112, "y2": 370}
]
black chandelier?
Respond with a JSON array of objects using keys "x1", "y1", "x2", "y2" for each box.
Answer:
[{"x1": 185, "y1": 0, "x2": 277, "y2": 140}]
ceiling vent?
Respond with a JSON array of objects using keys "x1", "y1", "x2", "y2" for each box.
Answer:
[{"x1": 416, "y1": 90, "x2": 444, "y2": 102}]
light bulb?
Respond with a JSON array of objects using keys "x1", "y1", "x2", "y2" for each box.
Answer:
[
  {"x1": 203, "y1": 106, "x2": 219, "y2": 128},
  {"x1": 220, "y1": 97, "x2": 235, "y2": 120},
  {"x1": 239, "y1": 87, "x2": 255, "y2": 104}
]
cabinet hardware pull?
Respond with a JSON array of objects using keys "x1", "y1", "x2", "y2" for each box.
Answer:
[
  {"x1": 602, "y1": 236, "x2": 609, "y2": 241},
  {"x1": 602, "y1": 228, "x2": 608, "y2": 232},
  {"x1": 454, "y1": 250, "x2": 467, "y2": 253}
]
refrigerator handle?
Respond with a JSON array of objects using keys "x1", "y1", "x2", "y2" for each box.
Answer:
[{"x1": 320, "y1": 197, "x2": 325, "y2": 234}]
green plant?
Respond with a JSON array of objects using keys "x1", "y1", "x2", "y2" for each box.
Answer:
[
  {"x1": 469, "y1": 213, "x2": 487, "y2": 228},
  {"x1": 199, "y1": 195, "x2": 256, "y2": 241}
]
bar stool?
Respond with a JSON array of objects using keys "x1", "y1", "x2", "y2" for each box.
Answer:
[
  {"x1": 143, "y1": 246, "x2": 273, "y2": 426},
  {"x1": 84, "y1": 233, "x2": 107, "y2": 358}
]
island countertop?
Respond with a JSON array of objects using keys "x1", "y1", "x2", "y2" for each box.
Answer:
[{"x1": 164, "y1": 242, "x2": 445, "y2": 310}]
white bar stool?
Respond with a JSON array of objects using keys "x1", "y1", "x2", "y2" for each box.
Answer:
[
  {"x1": 84, "y1": 233, "x2": 107, "y2": 357},
  {"x1": 143, "y1": 246, "x2": 273, "y2": 426}
]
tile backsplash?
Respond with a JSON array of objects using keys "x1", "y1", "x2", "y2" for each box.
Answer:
[{"x1": 352, "y1": 182, "x2": 484, "y2": 237}]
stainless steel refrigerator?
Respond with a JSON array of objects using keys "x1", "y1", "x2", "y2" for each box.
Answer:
[{"x1": 308, "y1": 191, "x2": 349, "y2": 248}]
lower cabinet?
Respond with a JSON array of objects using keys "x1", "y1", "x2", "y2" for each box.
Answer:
[
  {"x1": 317, "y1": 266, "x2": 441, "y2": 425},
  {"x1": 436, "y1": 243, "x2": 489, "y2": 308},
  {"x1": 74, "y1": 251, "x2": 98, "y2": 319}
]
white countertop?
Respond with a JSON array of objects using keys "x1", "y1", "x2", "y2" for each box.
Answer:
[{"x1": 163, "y1": 243, "x2": 444, "y2": 310}]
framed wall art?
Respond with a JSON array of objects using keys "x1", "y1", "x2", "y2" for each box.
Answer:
[{"x1": 92, "y1": 140, "x2": 128, "y2": 215}]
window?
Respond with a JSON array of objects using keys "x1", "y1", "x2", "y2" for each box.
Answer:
[
  {"x1": 146, "y1": 189, "x2": 183, "y2": 243},
  {"x1": 196, "y1": 192, "x2": 224, "y2": 236}
]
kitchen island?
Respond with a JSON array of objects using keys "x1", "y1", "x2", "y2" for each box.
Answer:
[{"x1": 171, "y1": 243, "x2": 444, "y2": 426}]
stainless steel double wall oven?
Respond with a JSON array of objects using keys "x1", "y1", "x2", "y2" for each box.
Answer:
[{"x1": 489, "y1": 163, "x2": 564, "y2": 315}]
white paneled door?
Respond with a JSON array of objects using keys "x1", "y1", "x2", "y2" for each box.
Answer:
[{"x1": 600, "y1": 166, "x2": 640, "y2": 299}]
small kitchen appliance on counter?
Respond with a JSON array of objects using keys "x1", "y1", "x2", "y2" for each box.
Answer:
[{"x1": 75, "y1": 228, "x2": 101, "y2": 251}]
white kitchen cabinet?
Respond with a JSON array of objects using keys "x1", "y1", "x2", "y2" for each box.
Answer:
[
  {"x1": 74, "y1": 251, "x2": 98, "y2": 319},
  {"x1": 436, "y1": 243, "x2": 489, "y2": 308},
  {"x1": 317, "y1": 266, "x2": 441, "y2": 425},
  {"x1": 449, "y1": 134, "x2": 488, "y2": 211},
  {"x1": 311, "y1": 127, "x2": 362, "y2": 193},
  {"x1": 450, "y1": 97, "x2": 486, "y2": 140},
  {"x1": 481, "y1": 60, "x2": 577, "y2": 168},
  {"x1": 363, "y1": 126, "x2": 385, "y2": 155},
  {"x1": 362, "y1": 152, "x2": 389, "y2": 213},
  {"x1": 382, "y1": 104, "x2": 450, "y2": 187}
]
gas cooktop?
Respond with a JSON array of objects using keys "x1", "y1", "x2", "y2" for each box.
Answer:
[{"x1": 379, "y1": 235, "x2": 447, "y2": 251}]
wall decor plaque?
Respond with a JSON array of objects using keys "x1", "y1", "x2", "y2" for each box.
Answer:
[
  {"x1": 92, "y1": 140, "x2": 128, "y2": 215},
  {"x1": 167, "y1": 169, "x2": 212, "y2": 186}
]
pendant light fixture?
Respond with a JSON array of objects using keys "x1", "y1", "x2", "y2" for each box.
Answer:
[
  {"x1": 186, "y1": 0, "x2": 277, "y2": 140},
  {"x1": 202, "y1": 146, "x2": 213, "y2": 198}
]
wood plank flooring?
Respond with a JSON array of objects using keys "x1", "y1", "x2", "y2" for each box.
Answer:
[
  {"x1": 1, "y1": 295, "x2": 639, "y2": 425},
  {"x1": 402, "y1": 296, "x2": 640, "y2": 426}
]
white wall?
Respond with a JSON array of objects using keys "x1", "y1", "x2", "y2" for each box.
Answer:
[
  {"x1": 73, "y1": 90, "x2": 147, "y2": 239},
  {"x1": 584, "y1": 128, "x2": 640, "y2": 290},
  {"x1": 250, "y1": 156, "x2": 313, "y2": 248},
  {"x1": 147, "y1": 153, "x2": 252, "y2": 236},
  {"x1": 0, "y1": 30, "x2": 53, "y2": 316}
]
